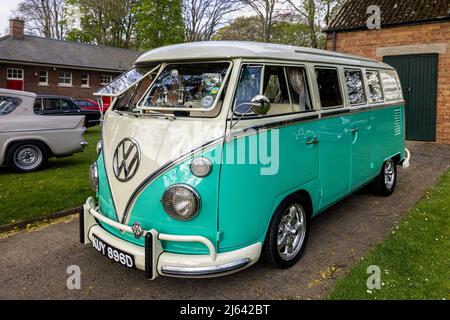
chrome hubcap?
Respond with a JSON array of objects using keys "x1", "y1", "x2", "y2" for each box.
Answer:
[
  {"x1": 14, "y1": 146, "x2": 42, "y2": 170},
  {"x1": 277, "y1": 204, "x2": 306, "y2": 261},
  {"x1": 384, "y1": 159, "x2": 395, "y2": 189}
]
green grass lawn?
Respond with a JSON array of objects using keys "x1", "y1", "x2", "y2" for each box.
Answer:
[
  {"x1": 329, "y1": 169, "x2": 450, "y2": 300},
  {"x1": 0, "y1": 126, "x2": 101, "y2": 226}
]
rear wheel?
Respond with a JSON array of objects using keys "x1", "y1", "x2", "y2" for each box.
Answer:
[
  {"x1": 264, "y1": 195, "x2": 310, "y2": 269},
  {"x1": 371, "y1": 158, "x2": 397, "y2": 196},
  {"x1": 6, "y1": 142, "x2": 48, "y2": 173}
]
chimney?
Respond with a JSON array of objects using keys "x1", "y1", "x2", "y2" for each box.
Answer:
[{"x1": 9, "y1": 18, "x2": 25, "y2": 40}]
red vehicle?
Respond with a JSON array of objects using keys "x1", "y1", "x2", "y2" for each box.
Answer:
[{"x1": 73, "y1": 98, "x2": 110, "y2": 112}]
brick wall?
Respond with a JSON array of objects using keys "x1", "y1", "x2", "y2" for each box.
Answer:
[
  {"x1": 326, "y1": 22, "x2": 450, "y2": 144},
  {"x1": 0, "y1": 64, "x2": 120, "y2": 100}
]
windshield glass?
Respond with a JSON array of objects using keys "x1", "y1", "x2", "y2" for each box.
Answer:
[
  {"x1": 138, "y1": 62, "x2": 230, "y2": 111},
  {"x1": 95, "y1": 65, "x2": 158, "y2": 96},
  {"x1": 113, "y1": 62, "x2": 231, "y2": 118}
]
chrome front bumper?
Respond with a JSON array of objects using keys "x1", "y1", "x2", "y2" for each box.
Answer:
[{"x1": 80, "y1": 197, "x2": 261, "y2": 279}]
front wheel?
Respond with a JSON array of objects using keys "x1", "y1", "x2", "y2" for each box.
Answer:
[
  {"x1": 263, "y1": 195, "x2": 310, "y2": 269},
  {"x1": 371, "y1": 158, "x2": 397, "y2": 196}
]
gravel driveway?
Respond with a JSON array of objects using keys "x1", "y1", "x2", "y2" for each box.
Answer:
[{"x1": 1, "y1": 141, "x2": 449, "y2": 299}]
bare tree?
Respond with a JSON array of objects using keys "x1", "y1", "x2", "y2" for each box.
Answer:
[
  {"x1": 15, "y1": 0, "x2": 71, "y2": 39},
  {"x1": 183, "y1": 0, "x2": 242, "y2": 42},
  {"x1": 241, "y1": 0, "x2": 277, "y2": 43},
  {"x1": 286, "y1": 0, "x2": 318, "y2": 47}
]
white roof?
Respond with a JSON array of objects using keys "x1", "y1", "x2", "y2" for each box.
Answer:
[
  {"x1": 0, "y1": 88, "x2": 36, "y2": 98},
  {"x1": 136, "y1": 41, "x2": 393, "y2": 69}
]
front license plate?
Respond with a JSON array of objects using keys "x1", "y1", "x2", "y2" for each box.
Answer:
[{"x1": 92, "y1": 234, "x2": 135, "y2": 269}]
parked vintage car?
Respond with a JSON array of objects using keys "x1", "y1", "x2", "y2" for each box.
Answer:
[
  {"x1": 74, "y1": 98, "x2": 109, "y2": 113},
  {"x1": 81, "y1": 41, "x2": 410, "y2": 279},
  {"x1": 34, "y1": 95, "x2": 101, "y2": 127},
  {"x1": 0, "y1": 89, "x2": 88, "y2": 172}
]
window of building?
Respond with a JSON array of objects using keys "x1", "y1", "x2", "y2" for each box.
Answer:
[
  {"x1": 101, "y1": 75, "x2": 113, "y2": 86},
  {"x1": 315, "y1": 67, "x2": 343, "y2": 108},
  {"x1": 7, "y1": 68, "x2": 24, "y2": 80},
  {"x1": 38, "y1": 71, "x2": 48, "y2": 86},
  {"x1": 58, "y1": 72, "x2": 72, "y2": 86},
  {"x1": 344, "y1": 69, "x2": 366, "y2": 105},
  {"x1": 366, "y1": 70, "x2": 384, "y2": 103},
  {"x1": 81, "y1": 73, "x2": 90, "y2": 88}
]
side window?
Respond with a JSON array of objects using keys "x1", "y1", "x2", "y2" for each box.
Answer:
[
  {"x1": 344, "y1": 69, "x2": 366, "y2": 105},
  {"x1": 286, "y1": 67, "x2": 312, "y2": 112},
  {"x1": 43, "y1": 98, "x2": 61, "y2": 111},
  {"x1": 381, "y1": 70, "x2": 402, "y2": 101},
  {"x1": 366, "y1": 70, "x2": 383, "y2": 103},
  {"x1": 33, "y1": 98, "x2": 42, "y2": 112},
  {"x1": 315, "y1": 68, "x2": 343, "y2": 108},
  {"x1": 262, "y1": 66, "x2": 293, "y2": 116},
  {"x1": 0, "y1": 96, "x2": 22, "y2": 115},
  {"x1": 234, "y1": 65, "x2": 262, "y2": 114},
  {"x1": 60, "y1": 99, "x2": 73, "y2": 110}
]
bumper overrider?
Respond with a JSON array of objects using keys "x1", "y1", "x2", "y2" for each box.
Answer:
[{"x1": 80, "y1": 197, "x2": 261, "y2": 279}]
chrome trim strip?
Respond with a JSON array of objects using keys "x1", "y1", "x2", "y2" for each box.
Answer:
[{"x1": 161, "y1": 258, "x2": 251, "y2": 276}]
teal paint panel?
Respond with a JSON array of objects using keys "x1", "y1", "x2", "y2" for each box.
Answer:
[
  {"x1": 99, "y1": 145, "x2": 223, "y2": 255},
  {"x1": 218, "y1": 122, "x2": 320, "y2": 250},
  {"x1": 350, "y1": 111, "x2": 373, "y2": 189},
  {"x1": 318, "y1": 115, "x2": 351, "y2": 209}
]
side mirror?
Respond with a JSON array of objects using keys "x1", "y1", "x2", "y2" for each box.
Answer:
[{"x1": 250, "y1": 95, "x2": 271, "y2": 115}]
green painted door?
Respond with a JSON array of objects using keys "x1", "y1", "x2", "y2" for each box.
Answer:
[{"x1": 384, "y1": 54, "x2": 438, "y2": 141}]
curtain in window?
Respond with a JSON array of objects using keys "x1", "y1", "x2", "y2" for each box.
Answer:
[{"x1": 287, "y1": 68, "x2": 309, "y2": 111}]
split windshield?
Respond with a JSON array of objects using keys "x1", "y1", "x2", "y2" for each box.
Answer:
[{"x1": 113, "y1": 62, "x2": 230, "y2": 118}]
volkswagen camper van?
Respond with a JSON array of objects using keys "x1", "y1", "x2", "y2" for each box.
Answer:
[{"x1": 81, "y1": 41, "x2": 410, "y2": 279}]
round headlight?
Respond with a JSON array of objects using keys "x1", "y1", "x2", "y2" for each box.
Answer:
[
  {"x1": 89, "y1": 162, "x2": 99, "y2": 193},
  {"x1": 96, "y1": 140, "x2": 102, "y2": 155},
  {"x1": 161, "y1": 185, "x2": 200, "y2": 221},
  {"x1": 190, "y1": 157, "x2": 212, "y2": 177}
]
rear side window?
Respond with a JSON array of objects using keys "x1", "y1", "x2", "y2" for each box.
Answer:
[
  {"x1": 0, "y1": 96, "x2": 21, "y2": 115},
  {"x1": 315, "y1": 68, "x2": 343, "y2": 108},
  {"x1": 43, "y1": 99, "x2": 61, "y2": 111},
  {"x1": 381, "y1": 70, "x2": 403, "y2": 101},
  {"x1": 344, "y1": 69, "x2": 366, "y2": 105},
  {"x1": 366, "y1": 70, "x2": 383, "y2": 103}
]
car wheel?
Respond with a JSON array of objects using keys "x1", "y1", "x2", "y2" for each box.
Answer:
[
  {"x1": 6, "y1": 142, "x2": 48, "y2": 173},
  {"x1": 263, "y1": 195, "x2": 310, "y2": 269},
  {"x1": 371, "y1": 158, "x2": 397, "y2": 196}
]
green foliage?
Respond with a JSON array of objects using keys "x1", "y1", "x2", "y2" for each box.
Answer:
[
  {"x1": 329, "y1": 170, "x2": 450, "y2": 300},
  {"x1": 0, "y1": 127, "x2": 101, "y2": 226},
  {"x1": 133, "y1": 0, "x2": 184, "y2": 50},
  {"x1": 214, "y1": 16, "x2": 312, "y2": 47}
]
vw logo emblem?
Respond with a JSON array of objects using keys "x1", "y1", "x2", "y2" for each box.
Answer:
[
  {"x1": 113, "y1": 138, "x2": 141, "y2": 182},
  {"x1": 131, "y1": 222, "x2": 145, "y2": 239}
]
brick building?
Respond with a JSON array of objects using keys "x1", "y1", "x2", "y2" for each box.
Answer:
[
  {"x1": 0, "y1": 19, "x2": 140, "y2": 104},
  {"x1": 325, "y1": 0, "x2": 450, "y2": 143}
]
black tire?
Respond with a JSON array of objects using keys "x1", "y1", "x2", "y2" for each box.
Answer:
[
  {"x1": 6, "y1": 141, "x2": 48, "y2": 173},
  {"x1": 371, "y1": 158, "x2": 397, "y2": 196},
  {"x1": 263, "y1": 195, "x2": 311, "y2": 269}
]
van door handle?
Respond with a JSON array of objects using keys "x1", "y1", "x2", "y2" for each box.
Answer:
[
  {"x1": 351, "y1": 127, "x2": 359, "y2": 133},
  {"x1": 306, "y1": 137, "x2": 320, "y2": 145}
]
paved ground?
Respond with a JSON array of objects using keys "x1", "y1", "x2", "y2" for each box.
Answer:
[{"x1": 1, "y1": 142, "x2": 449, "y2": 300}]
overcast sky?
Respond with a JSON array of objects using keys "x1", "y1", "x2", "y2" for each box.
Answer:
[{"x1": 0, "y1": 0, "x2": 22, "y2": 36}]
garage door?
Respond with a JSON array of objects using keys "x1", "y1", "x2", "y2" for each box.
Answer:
[{"x1": 384, "y1": 54, "x2": 438, "y2": 141}]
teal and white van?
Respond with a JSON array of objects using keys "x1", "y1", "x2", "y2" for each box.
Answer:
[{"x1": 81, "y1": 41, "x2": 410, "y2": 279}]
